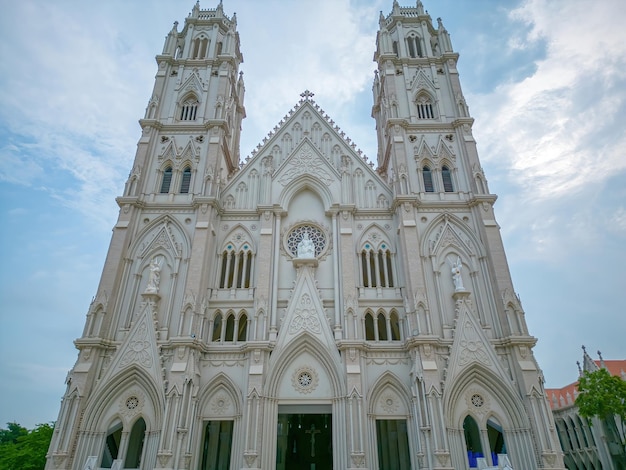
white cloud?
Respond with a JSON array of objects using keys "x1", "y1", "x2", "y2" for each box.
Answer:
[
  {"x1": 237, "y1": 0, "x2": 384, "y2": 157},
  {"x1": 470, "y1": 0, "x2": 626, "y2": 261}
]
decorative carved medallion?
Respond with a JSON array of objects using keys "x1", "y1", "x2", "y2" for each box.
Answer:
[
  {"x1": 465, "y1": 389, "x2": 490, "y2": 417},
  {"x1": 243, "y1": 452, "x2": 257, "y2": 467},
  {"x1": 380, "y1": 394, "x2": 399, "y2": 413},
  {"x1": 292, "y1": 366, "x2": 319, "y2": 394},
  {"x1": 119, "y1": 390, "x2": 145, "y2": 418},
  {"x1": 288, "y1": 294, "x2": 321, "y2": 334},
  {"x1": 351, "y1": 452, "x2": 366, "y2": 468},
  {"x1": 458, "y1": 320, "x2": 491, "y2": 367},
  {"x1": 119, "y1": 320, "x2": 153, "y2": 368},
  {"x1": 278, "y1": 145, "x2": 333, "y2": 186},
  {"x1": 210, "y1": 394, "x2": 232, "y2": 415}
]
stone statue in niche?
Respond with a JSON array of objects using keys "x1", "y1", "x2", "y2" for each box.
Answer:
[
  {"x1": 297, "y1": 233, "x2": 315, "y2": 259},
  {"x1": 145, "y1": 256, "x2": 163, "y2": 294},
  {"x1": 449, "y1": 256, "x2": 465, "y2": 291}
]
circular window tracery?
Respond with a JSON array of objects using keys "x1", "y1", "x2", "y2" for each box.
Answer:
[
  {"x1": 286, "y1": 224, "x2": 327, "y2": 258},
  {"x1": 126, "y1": 396, "x2": 139, "y2": 410},
  {"x1": 471, "y1": 393, "x2": 484, "y2": 408},
  {"x1": 292, "y1": 366, "x2": 319, "y2": 394},
  {"x1": 298, "y1": 372, "x2": 313, "y2": 387}
]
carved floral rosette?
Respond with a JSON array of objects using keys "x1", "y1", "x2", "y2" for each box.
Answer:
[{"x1": 292, "y1": 366, "x2": 319, "y2": 394}]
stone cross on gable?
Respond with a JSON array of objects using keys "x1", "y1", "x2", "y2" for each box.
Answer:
[{"x1": 300, "y1": 90, "x2": 315, "y2": 101}]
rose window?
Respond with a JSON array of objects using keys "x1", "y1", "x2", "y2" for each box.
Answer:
[
  {"x1": 286, "y1": 224, "x2": 326, "y2": 258},
  {"x1": 292, "y1": 366, "x2": 318, "y2": 393},
  {"x1": 126, "y1": 396, "x2": 139, "y2": 410},
  {"x1": 470, "y1": 394, "x2": 484, "y2": 408},
  {"x1": 298, "y1": 372, "x2": 313, "y2": 387}
]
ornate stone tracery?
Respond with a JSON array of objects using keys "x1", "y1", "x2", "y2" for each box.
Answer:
[
  {"x1": 285, "y1": 223, "x2": 327, "y2": 259},
  {"x1": 292, "y1": 366, "x2": 319, "y2": 394},
  {"x1": 288, "y1": 294, "x2": 321, "y2": 334}
]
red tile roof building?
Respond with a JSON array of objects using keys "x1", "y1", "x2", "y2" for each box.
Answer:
[{"x1": 545, "y1": 349, "x2": 625, "y2": 470}]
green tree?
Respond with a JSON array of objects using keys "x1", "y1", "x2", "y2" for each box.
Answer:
[
  {"x1": 0, "y1": 422, "x2": 54, "y2": 470},
  {"x1": 576, "y1": 368, "x2": 626, "y2": 421},
  {"x1": 576, "y1": 368, "x2": 626, "y2": 465},
  {"x1": 0, "y1": 422, "x2": 27, "y2": 445}
]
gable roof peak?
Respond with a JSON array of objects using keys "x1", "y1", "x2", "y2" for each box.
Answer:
[{"x1": 244, "y1": 90, "x2": 371, "y2": 167}]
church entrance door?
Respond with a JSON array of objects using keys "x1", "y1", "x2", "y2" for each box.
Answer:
[{"x1": 276, "y1": 413, "x2": 332, "y2": 470}]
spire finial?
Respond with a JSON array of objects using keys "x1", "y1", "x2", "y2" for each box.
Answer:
[
  {"x1": 598, "y1": 350, "x2": 606, "y2": 368},
  {"x1": 300, "y1": 90, "x2": 315, "y2": 101}
]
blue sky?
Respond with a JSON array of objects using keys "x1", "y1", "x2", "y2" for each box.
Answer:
[{"x1": 1, "y1": 0, "x2": 625, "y2": 429}]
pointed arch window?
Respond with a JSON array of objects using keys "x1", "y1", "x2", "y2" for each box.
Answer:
[
  {"x1": 422, "y1": 166, "x2": 434, "y2": 192},
  {"x1": 237, "y1": 313, "x2": 248, "y2": 342},
  {"x1": 224, "y1": 313, "x2": 235, "y2": 342},
  {"x1": 365, "y1": 312, "x2": 375, "y2": 340},
  {"x1": 180, "y1": 166, "x2": 192, "y2": 193},
  {"x1": 212, "y1": 311, "x2": 248, "y2": 342},
  {"x1": 487, "y1": 418, "x2": 507, "y2": 466},
  {"x1": 192, "y1": 36, "x2": 209, "y2": 59},
  {"x1": 160, "y1": 166, "x2": 173, "y2": 193},
  {"x1": 377, "y1": 312, "x2": 388, "y2": 340},
  {"x1": 464, "y1": 415, "x2": 485, "y2": 467},
  {"x1": 212, "y1": 312, "x2": 223, "y2": 342},
  {"x1": 180, "y1": 97, "x2": 198, "y2": 121},
  {"x1": 390, "y1": 311, "x2": 401, "y2": 340},
  {"x1": 219, "y1": 244, "x2": 254, "y2": 289},
  {"x1": 364, "y1": 310, "x2": 401, "y2": 342},
  {"x1": 101, "y1": 421, "x2": 122, "y2": 468},
  {"x1": 360, "y1": 243, "x2": 394, "y2": 288},
  {"x1": 442, "y1": 165, "x2": 454, "y2": 192},
  {"x1": 406, "y1": 34, "x2": 422, "y2": 58},
  {"x1": 416, "y1": 95, "x2": 435, "y2": 119},
  {"x1": 124, "y1": 418, "x2": 146, "y2": 469}
]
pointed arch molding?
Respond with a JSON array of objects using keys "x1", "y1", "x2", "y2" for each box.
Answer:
[
  {"x1": 424, "y1": 213, "x2": 482, "y2": 260},
  {"x1": 265, "y1": 334, "x2": 346, "y2": 398},
  {"x1": 368, "y1": 371, "x2": 412, "y2": 417},
  {"x1": 443, "y1": 364, "x2": 530, "y2": 430},
  {"x1": 277, "y1": 142, "x2": 336, "y2": 187},
  {"x1": 197, "y1": 372, "x2": 243, "y2": 418},
  {"x1": 409, "y1": 68, "x2": 436, "y2": 94},
  {"x1": 177, "y1": 68, "x2": 206, "y2": 94},
  {"x1": 135, "y1": 216, "x2": 189, "y2": 261},
  {"x1": 158, "y1": 136, "x2": 200, "y2": 166},
  {"x1": 221, "y1": 224, "x2": 256, "y2": 252},
  {"x1": 278, "y1": 171, "x2": 335, "y2": 212},
  {"x1": 358, "y1": 223, "x2": 394, "y2": 251},
  {"x1": 81, "y1": 365, "x2": 164, "y2": 431}
]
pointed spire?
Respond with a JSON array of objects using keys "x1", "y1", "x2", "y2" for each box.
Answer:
[
  {"x1": 581, "y1": 345, "x2": 599, "y2": 373},
  {"x1": 577, "y1": 360, "x2": 582, "y2": 376},
  {"x1": 597, "y1": 350, "x2": 607, "y2": 369},
  {"x1": 416, "y1": 1, "x2": 425, "y2": 15},
  {"x1": 437, "y1": 17, "x2": 447, "y2": 33}
]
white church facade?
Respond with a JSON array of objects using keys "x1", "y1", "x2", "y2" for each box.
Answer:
[{"x1": 45, "y1": 2, "x2": 566, "y2": 469}]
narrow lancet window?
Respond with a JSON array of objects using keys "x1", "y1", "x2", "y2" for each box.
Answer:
[{"x1": 160, "y1": 166, "x2": 172, "y2": 193}]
